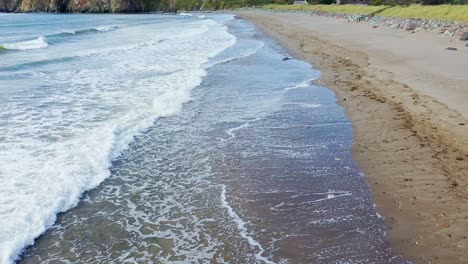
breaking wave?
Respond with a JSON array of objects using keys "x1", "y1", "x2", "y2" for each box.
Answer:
[
  {"x1": 0, "y1": 25, "x2": 118, "y2": 50},
  {"x1": 0, "y1": 17, "x2": 236, "y2": 264},
  {"x1": 2, "y1": 36, "x2": 49, "y2": 50}
]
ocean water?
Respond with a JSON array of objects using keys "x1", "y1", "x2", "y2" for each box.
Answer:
[{"x1": 0, "y1": 13, "x2": 408, "y2": 263}]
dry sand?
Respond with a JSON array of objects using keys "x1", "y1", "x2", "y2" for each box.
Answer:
[{"x1": 235, "y1": 10, "x2": 468, "y2": 263}]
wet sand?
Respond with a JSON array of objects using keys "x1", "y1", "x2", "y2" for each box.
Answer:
[
  {"x1": 211, "y1": 83, "x2": 406, "y2": 263},
  {"x1": 235, "y1": 10, "x2": 468, "y2": 263}
]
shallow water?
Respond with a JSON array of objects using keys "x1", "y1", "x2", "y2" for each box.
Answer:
[{"x1": 0, "y1": 13, "x2": 408, "y2": 263}]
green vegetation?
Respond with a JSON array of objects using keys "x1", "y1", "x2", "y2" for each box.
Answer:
[
  {"x1": 4, "y1": 0, "x2": 466, "y2": 15},
  {"x1": 263, "y1": 4, "x2": 468, "y2": 21},
  {"x1": 202, "y1": 0, "x2": 287, "y2": 9},
  {"x1": 263, "y1": 4, "x2": 387, "y2": 14},
  {"x1": 139, "y1": 0, "x2": 171, "y2": 12},
  {"x1": 175, "y1": 0, "x2": 201, "y2": 10},
  {"x1": 379, "y1": 4, "x2": 468, "y2": 21}
]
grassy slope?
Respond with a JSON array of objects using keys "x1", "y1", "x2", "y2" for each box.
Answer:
[
  {"x1": 203, "y1": 0, "x2": 288, "y2": 10},
  {"x1": 380, "y1": 5, "x2": 468, "y2": 22},
  {"x1": 263, "y1": 4, "x2": 468, "y2": 22}
]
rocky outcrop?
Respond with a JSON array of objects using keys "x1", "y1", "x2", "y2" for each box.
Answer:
[
  {"x1": 1, "y1": 0, "x2": 23, "y2": 12},
  {"x1": 0, "y1": 0, "x2": 176, "y2": 12}
]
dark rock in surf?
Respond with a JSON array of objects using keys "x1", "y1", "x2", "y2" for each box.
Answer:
[
  {"x1": 446, "y1": 47, "x2": 458, "y2": 51},
  {"x1": 282, "y1": 56, "x2": 291, "y2": 61}
]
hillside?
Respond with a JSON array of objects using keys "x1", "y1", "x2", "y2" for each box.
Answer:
[
  {"x1": 0, "y1": 0, "x2": 287, "y2": 12},
  {"x1": 1, "y1": 0, "x2": 174, "y2": 12}
]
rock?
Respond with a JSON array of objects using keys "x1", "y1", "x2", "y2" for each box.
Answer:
[
  {"x1": 446, "y1": 47, "x2": 458, "y2": 51},
  {"x1": 443, "y1": 30, "x2": 454, "y2": 37},
  {"x1": 372, "y1": 25, "x2": 378, "y2": 28},
  {"x1": 461, "y1": 32, "x2": 468, "y2": 41},
  {"x1": 405, "y1": 23, "x2": 418, "y2": 31},
  {"x1": 356, "y1": 15, "x2": 365, "y2": 22},
  {"x1": 282, "y1": 56, "x2": 291, "y2": 61}
]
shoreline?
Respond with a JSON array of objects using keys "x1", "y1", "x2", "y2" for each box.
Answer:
[{"x1": 235, "y1": 10, "x2": 468, "y2": 263}]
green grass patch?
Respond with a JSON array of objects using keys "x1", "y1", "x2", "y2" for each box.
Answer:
[
  {"x1": 263, "y1": 4, "x2": 387, "y2": 15},
  {"x1": 379, "y1": 5, "x2": 468, "y2": 22},
  {"x1": 203, "y1": 0, "x2": 287, "y2": 10}
]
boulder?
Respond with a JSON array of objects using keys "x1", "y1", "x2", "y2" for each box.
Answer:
[
  {"x1": 405, "y1": 23, "x2": 418, "y2": 31},
  {"x1": 460, "y1": 32, "x2": 468, "y2": 41},
  {"x1": 443, "y1": 30, "x2": 454, "y2": 37}
]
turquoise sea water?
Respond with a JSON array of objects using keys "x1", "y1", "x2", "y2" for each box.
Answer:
[{"x1": 0, "y1": 13, "x2": 408, "y2": 263}]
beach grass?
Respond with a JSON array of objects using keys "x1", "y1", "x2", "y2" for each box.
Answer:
[
  {"x1": 263, "y1": 4, "x2": 468, "y2": 22},
  {"x1": 379, "y1": 5, "x2": 468, "y2": 22}
]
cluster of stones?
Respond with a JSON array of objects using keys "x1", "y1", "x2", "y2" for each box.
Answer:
[
  {"x1": 246, "y1": 7, "x2": 468, "y2": 40},
  {"x1": 358, "y1": 15, "x2": 467, "y2": 37},
  {"x1": 352, "y1": 14, "x2": 468, "y2": 47}
]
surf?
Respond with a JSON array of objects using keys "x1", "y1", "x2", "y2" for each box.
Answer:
[
  {"x1": 2, "y1": 36, "x2": 48, "y2": 50},
  {"x1": 0, "y1": 15, "x2": 237, "y2": 263},
  {"x1": 0, "y1": 25, "x2": 119, "y2": 51}
]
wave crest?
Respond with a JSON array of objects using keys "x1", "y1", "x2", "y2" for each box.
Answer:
[
  {"x1": 94, "y1": 25, "x2": 118, "y2": 32},
  {"x1": 1, "y1": 25, "x2": 118, "y2": 51},
  {"x1": 2, "y1": 36, "x2": 49, "y2": 50}
]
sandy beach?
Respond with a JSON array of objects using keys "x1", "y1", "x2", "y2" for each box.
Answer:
[{"x1": 236, "y1": 10, "x2": 468, "y2": 263}]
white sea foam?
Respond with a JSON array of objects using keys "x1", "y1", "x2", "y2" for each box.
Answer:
[
  {"x1": 1, "y1": 25, "x2": 118, "y2": 51},
  {"x1": 220, "y1": 185, "x2": 274, "y2": 264},
  {"x1": 284, "y1": 80, "x2": 314, "y2": 91},
  {"x1": 178, "y1": 12, "x2": 192, "y2": 16},
  {"x1": 2, "y1": 36, "x2": 48, "y2": 50},
  {"x1": 0, "y1": 17, "x2": 236, "y2": 264},
  {"x1": 376, "y1": 212, "x2": 384, "y2": 219},
  {"x1": 225, "y1": 117, "x2": 261, "y2": 140},
  {"x1": 271, "y1": 190, "x2": 352, "y2": 211},
  {"x1": 296, "y1": 103, "x2": 321, "y2": 108},
  {"x1": 226, "y1": 122, "x2": 250, "y2": 139},
  {"x1": 94, "y1": 25, "x2": 118, "y2": 32},
  {"x1": 310, "y1": 214, "x2": 355, "y2": 225},
  {"x1": 207, "y1": 39, "x2": 264, "y2": 67},
  {"x1": 303, "y1": 190, "x2": 352, "y2": 204}
]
